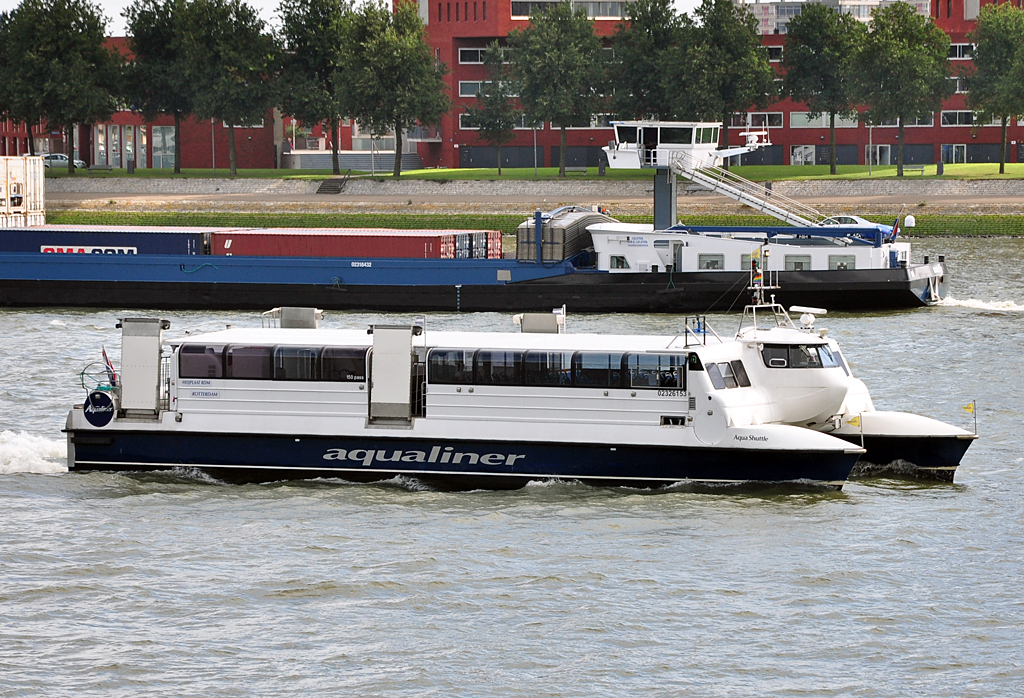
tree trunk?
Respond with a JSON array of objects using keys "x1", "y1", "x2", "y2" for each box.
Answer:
[
  {"x1": 330, "y1": 115, "x2": 340, "y2": 175},
  {"x1": 558, "y1": 126, "x2": 566, "y2": 177},
  {"x1": 497, "y1": 143, "x2": 502, "y2": 176},
  {"x1": 896, "y1": 122, "x2": 905, "y2": 177},
  {"x1": 173, "y1": 111, "x2": 182, "y2": 174},
  {"x1": 1000, "y1": 115, "x2": 1008, "y2": 175},
  {"x1": 67, "y1": 124, "x2": 74, "y2": 173},
  {"x1": 393, "y1": 121, "x2": 402, "y2": 178},
  {"x1": 721, "y1": 109, "x2": 730, "y2": 171},
  {"x1": 27, "y1": 123, "x2": 35, "y2": 156},
  {"x1": 228, "y1": 124, "x2": 237, "y2": 176},
  {"x1": 829, "y1": 112, "x2": 837, "y2": 175}
]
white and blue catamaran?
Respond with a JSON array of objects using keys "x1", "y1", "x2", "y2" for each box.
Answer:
[{"x1": 66, "y1": 296, "x2": 975, "y2": 489}]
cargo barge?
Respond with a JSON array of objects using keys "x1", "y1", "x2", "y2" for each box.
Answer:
[{"x1": 0, "y1": 208, "x2": 948, "y2": 312}]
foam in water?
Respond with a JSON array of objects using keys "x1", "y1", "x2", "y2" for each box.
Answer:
[
  {"x1": 939, "y1": 297, "x2": 1024, "y2": 311},
  {"x1": 0, "y1": 431, "x2": 68, "y2": 474}
]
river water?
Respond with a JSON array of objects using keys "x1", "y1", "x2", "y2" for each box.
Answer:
[{"x1": 1, "y1": 237, "x2": 1022, "y2": 696}]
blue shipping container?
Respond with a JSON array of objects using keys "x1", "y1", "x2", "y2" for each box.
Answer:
[{"x1": 0, "y1": 226, "x2": 217, "y2": 255}]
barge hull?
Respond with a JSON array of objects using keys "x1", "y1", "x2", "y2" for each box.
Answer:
[
  {"x1": 67, "y1": 429, "x2": 858, "y2": 490},
  {"x1": 0, "y1": 260, "x2": 944, "y2": 312}
]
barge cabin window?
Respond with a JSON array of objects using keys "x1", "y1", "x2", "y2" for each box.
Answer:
[
  {"x1": 429, "y1": 348, "x2": 687, "y2": 390},
  {"x1": 179, "y1": 344, "x2": 367, "y2": 381}
]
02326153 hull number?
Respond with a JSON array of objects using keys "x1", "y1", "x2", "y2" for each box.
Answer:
[{"x1": 657, "y1": 390, "x2": 686, "y2": 397}]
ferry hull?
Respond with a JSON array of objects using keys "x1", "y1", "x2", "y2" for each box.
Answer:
[
  {"x1": 0, "y1": 261, "x2": 944, "y2": 312},
  {"x1": 67, "y1": 429, "x2": 859, "y2": 490},
  {"x1": 842, "y1": 434, "x2": 976, "y2": 482}
]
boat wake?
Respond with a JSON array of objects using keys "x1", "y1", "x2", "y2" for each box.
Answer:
[
  {"x1": 0, "y1": 431, "x2": 68, "y2": 474},
  {"x1": 938, "y1": 297, "x2": 1024, "y2": 311}
]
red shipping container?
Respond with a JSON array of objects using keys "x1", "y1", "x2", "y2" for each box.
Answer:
[
  {"x1": 211, "y1": 228, "x2": 502, "y2": 259},
  {"x1": 487, "y1": 231, "x2": 503, "y2": 259}
]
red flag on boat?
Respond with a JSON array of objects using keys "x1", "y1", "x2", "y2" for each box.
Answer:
[{"x1": 102, "y1": 346, "x2": 118, "y2": 387}]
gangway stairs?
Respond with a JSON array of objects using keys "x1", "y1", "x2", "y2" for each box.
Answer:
[{"x1": 663, "y1": 148, "x2": 826, "y2": 228}]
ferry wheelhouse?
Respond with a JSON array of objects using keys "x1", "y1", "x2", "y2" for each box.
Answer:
[{"x1": 65, "y1": 305, "x2": 975, "y2": 488}]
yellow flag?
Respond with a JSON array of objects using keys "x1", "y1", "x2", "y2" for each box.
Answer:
[
  {"x1": 752, "y1": 248, "x2": 761, "y2": 258},
  {"x1": 962, "y1": 402, "x2": 974, "y2": 414},
  {"x1": 846, "y1": 416, "x2": 860, "y2": 428}
]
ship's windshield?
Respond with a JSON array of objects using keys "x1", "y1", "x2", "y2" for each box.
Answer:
[
  {"x1": 761, "y1": 344, "x2": 837, "y2": 369},
  {"x1": 615, "y1": 125, "x2": 638, "y2": 144}
]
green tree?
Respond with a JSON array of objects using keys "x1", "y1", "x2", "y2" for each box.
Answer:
[
  {"x1": 610, "y1": 0, "x2": 687, "y2": 120},
  {"x1": 508, "y1": 2, "x2": 606, "y2": 177},
  {"x1": 278, "y1": 0, "x2": 352, "y2": 175},
  {"x1": 124, "y1": 0, "x2": 192, "y2": 173},
  {"x1": 179, "y1": 0, "x2": 279, "y2": 176},
  {"x1": 340, "y1": 0, "x2": 450, "y2": 178},
  {"x1": 660, "y1": 0, "x2": 775, "y2": 169},
  {"x1": 967, "y1": 4, "x2": 1024, "y2": 174},
  {"x1": 856, "y1": 2, "x2": 950, "y2": 177},
  {"x1": 465, "y1": 43, "x2": 520, "y2": 175},
  {"x1": 782, "y1": 3, "x2": 866, "y2": 174},
  {"x1": 0, "y1": 0, "x2": 120, "y2": 170}
]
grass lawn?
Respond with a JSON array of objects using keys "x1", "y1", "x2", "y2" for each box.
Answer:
[{"x1": 46, "y1": 210, "x2": 1023, "y2": 236}]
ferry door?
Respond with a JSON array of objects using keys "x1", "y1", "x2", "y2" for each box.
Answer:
[
  {"x1": 368, "y1": 325, "x2": 414, "y2": 421},
  {"x1": 641, "y1": 127, "x2": 659, "y2": 166}
]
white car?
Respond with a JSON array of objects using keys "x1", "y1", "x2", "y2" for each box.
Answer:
[
  {"x1": 820, "y1": 215, "x2": 895, "y2": 235},
  {"x1": 42, "y1": 153, "x2": 87, "y2": 169}
]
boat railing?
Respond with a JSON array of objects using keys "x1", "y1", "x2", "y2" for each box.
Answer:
[
  {"x1": 672, "y1": 315, "x2": 723, "y2": 347},
  {"x1": 159, "y1": 353, "x2": 171, "y2": 412}
]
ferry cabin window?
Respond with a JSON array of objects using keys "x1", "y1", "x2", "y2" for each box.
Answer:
[
  {"x1": 616, "y1": 125, "x2": 637, "y2": 144},
  {"x1": 610, "y1": 255, "x2": 630, "y2": 269},
  {"x1": 829, "y1": 255, "x2": 856, "y2": 270},
  {"x1": 428, "y1": 349, "x2": 474, "y2": 384},
  {"x1": 225, "y1": 345, "x2": 273, "y2": 379},
  {"x1": 660, "y1": 127, "x2": 693, "y2": 145},
  {"x1": 475, "y1": 350, "x2": 524, "y2": 384},
  {"x1": 706, "y1": 361, "x2": 750, "y2": 390},
  {"x1": 698, "y1": 254, "x2": 724, "y2": 270},
  {"x1": 524, "y1": 351, "x2": 574, "y2": 386},
  {"x1": 322, "y1": 347, "x2": 367, "y2": 381},
  {"x1": 785, "y1": 255, "x2": 812, "y2": 271},
  {"x1": 626, "y1": 354, "x2": 685, "y2": 389},
  {"x1": 761, "y1": 345, "x2": 832, "y2": 369},
  {"x1": 179, "y1": 344, "x2": 224, "y2": 378},
  {"x1": 573, "y1": 352, "x2": 624, "y2": 388},
  {"x1": 273, "y1": 346, "x2": 319, "y2": 381}
]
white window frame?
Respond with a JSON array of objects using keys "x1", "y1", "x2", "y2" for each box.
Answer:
[
  {"x1": 789, "y1": 112, "x2": 856, "y2": 129},
  {"x1": 458, "y1": 113, "x2": 479, "y2": 130},
  {"x1": 458, "y1": 81, "x2": 482, "y2": 98},
  {"x1": 731, "y1": 112, "x2": 783, "y2": 129},
  {"x1": 941, "y1": 110, "x2": 975, "y2": 127},
  {"x1": 766, "y1": 46, "x2": 783, "y2": 62},
  {"x1": 790, "y1": 145, "x2": 816, "y2": 166},
  {"x1": 941, "y1": 144, "x2": 966, "y2": 164},
  {"x1": 458, "y1": 48, "x2": 485, "y2": 64},
  {"x1": 948, "y1": 43, "x2": 974, "y2": 60}
]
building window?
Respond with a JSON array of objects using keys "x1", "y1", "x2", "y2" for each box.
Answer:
[
  {"x1": 791, "y1": 145, "x2": 815, "y2": 165},
  {"x1": 731, "y1": 112, "x2": 783, "y2": 128},
  {"x1": 512, "y1": 1, "x2": 628, "y2": 19},
  {"x1": 438, "y1": 2, "x2": 442, "y2": 21},
  {"x1": 447, "y1": 3, "x2": 450, "y2": 21},
  {"x1": 866, "y1": 144, "x2": 890, "y2": 166},
  {"x1": 483, "y1": 1, "x2": 486, "y2": 19},
  {"x1": 459, "y1": 48, "x2": 485, "y2": 64},
  {"x1": 790, "y1": 112, "x2": 857, "y2": 129},
  {"x1": 456, "y1": 2, "x2": 459, "y2": 20},
  {"x1": 906, "y1": 114, "x2": 935, "y2": 127},
  {"x1": 474, "y1": 2, "x2": 477, "y2": 20},
  {"x1": 948, "y1": 43, "x2": 973, "y2": 60},
  {"x1": 459, "y1": 81, "x2": 482, "y2": 97},
  {"x1": 949, "y1": 76, "x2": 968, "y2": 94},
  {"x1": 767, "y1": 46, "x2": 782, "y2": 62},
  {"x1": 459, "y1": 113, "x2": 480, "y2": 129},
  {"x1": 941, "y1": 144, "x2": 966, "y2": 163},
  {"x1": 941, "y1": 110, "x2": 974, "y2": 126}
]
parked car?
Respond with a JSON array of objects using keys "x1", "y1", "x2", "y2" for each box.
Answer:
[
  {"x1": 820, "y1": 215, "x2": 894, "y2": 235},
  {"x1": 42, "y1": 153, "x2": 87, "y2": 169}
]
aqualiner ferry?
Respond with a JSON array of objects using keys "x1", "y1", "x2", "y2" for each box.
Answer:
[{"x1": 64, "y1": 299, "x2": 975, "y2": 489}]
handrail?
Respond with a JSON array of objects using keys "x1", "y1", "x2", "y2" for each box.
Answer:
[{"x1": 662, "y1": 149, "x2": 827, "y2": 228}]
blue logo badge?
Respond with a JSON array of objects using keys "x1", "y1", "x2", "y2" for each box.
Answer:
[{"x1": 84, "y1": 391, "x2": 115, "y2": 427}]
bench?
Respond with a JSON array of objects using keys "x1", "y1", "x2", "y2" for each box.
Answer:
[
  {"x1": 565, "y1": 166, "x2": 587, "y2": 174},
  {"x1": 88, "y1": 164, "x2": 113, "y2": 173},
  {"x1": 905, "y1": 165, "x2": 925, "y2": 175}
]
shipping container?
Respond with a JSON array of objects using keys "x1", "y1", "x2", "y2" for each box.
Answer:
[
  {"x1": 516, "y1": 207, "x2": 613, "y2": 262},
  {"x1": 1, "y1": 156, "x2": 45, "y2": 226},
  {"x1": 0, "y1": 225, "x2": 235, "y2": 255},
  {"x1": 210, "y1": 228, "x2": 499, "y2": 260},
  {"x1": 487, "y1": 231, "x2": 503, "y2": 259}
]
